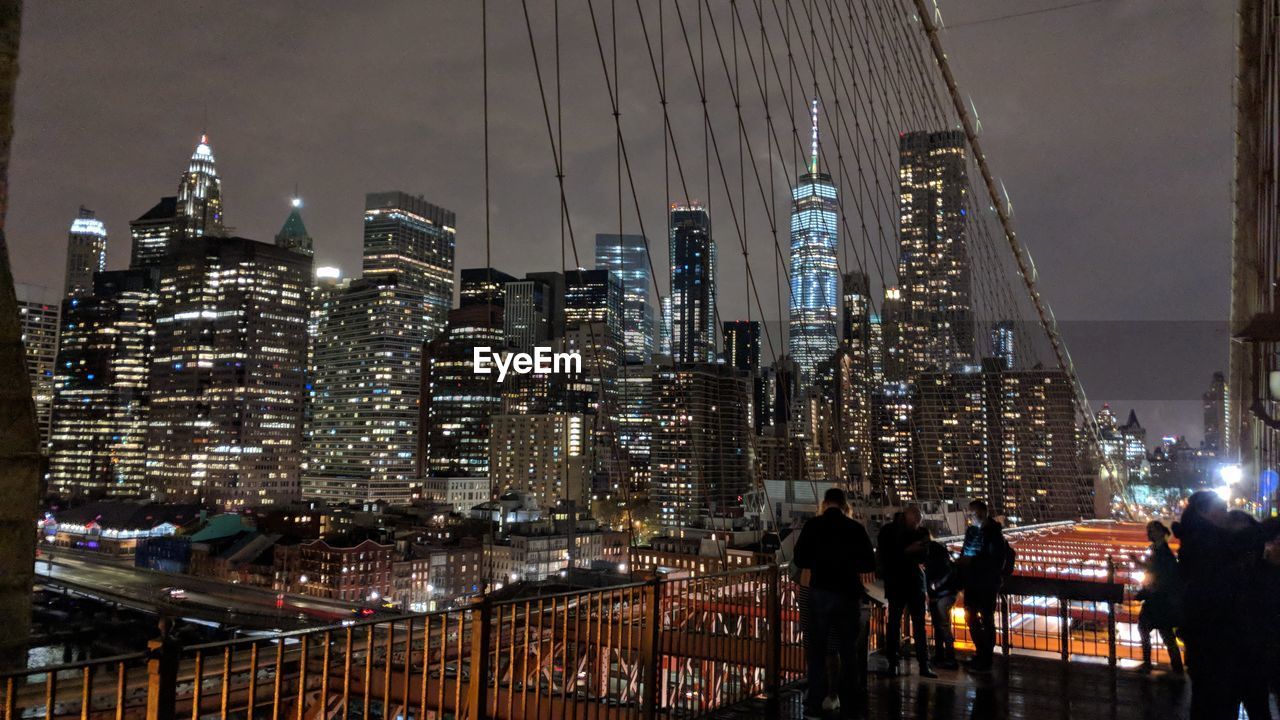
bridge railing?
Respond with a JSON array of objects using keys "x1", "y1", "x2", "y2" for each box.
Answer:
[{"x1": 6, "y1": 564, "x2": 1148, "y2": 720}]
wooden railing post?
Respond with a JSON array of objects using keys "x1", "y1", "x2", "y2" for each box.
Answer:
[
  {"x1": 765, "y1": 565, "x2": 782, "y2": 719},
  {"x1": 144, "y1": 621, "x2": 177, "y2": 720},
  {"x1": 639, "y1": 577, "x2": 662, "y2": 720},
  {"x1": 467, "y1": 600, "x2": 493, "y2": 720}
]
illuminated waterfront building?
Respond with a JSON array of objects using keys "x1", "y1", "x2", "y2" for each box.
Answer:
[
  {"x1": 788, "y1": 100, "x2": 840, "y2": 388},
  {"x1": 63, "y1": 207, "x2": 107, "y2": 298},
  {"x1": 896, "y1": 130, "x2": 973, "y2": 378},
  {"x1": 16, "y1": 283, "x2": 61, "y2": 449},
  {"x1": 595, "y1": 233, "x2": 655, "y2": 363},
  {"x1": 668, "y1": 205, "x2": 716, "y2": 364},
  {"x1": 48, "y1": 270, "x2": 159, "y2": 499},
  {"x1": 146, "y1": 236, "x2": 311, "y2": 507}
]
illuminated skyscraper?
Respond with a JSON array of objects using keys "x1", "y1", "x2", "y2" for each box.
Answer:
[
  {"x1": 489, "y1": 412, "x2": 590, "y2": 508},
  {"x1": 595, "y1": 233, "x2": 655, "y2": 363},
  {"x1": 982, "y1": 361, "x2": 1087, "y2": 524},
  {"x1": 49, "y1": 269, "x2": 159, "y2": 499},
  {"x1": 564, "y1": 269, "x2": 624, "y2": 409},
  {"x1": 990, "y1": 320, "x2": 1015, "y2": 369},
  {"x1": 789, "y1": 100, "x2": 840, "y2": 388},
  {"x1": 129, "y1": 196, "x2": 178, "y2": 269},
  {"x1": 871, "y1": 382, "x2": 915, "y2": 504},
  {"x1": 1203, "y1": 371, "x2": 1229, "y2": 455},
  {"x1": 668, "y1": 205, "x2": 716, "y2": 363},
  {"x1": 275, "y1": 197, "x2": 314, "y2": 256},
  {"x1": 305, "y1": 280, "x2": 427, "y2": 504},
  {"x1": 896, "y1": 130, "x2": 973, "y2": 378},
  {"x1": 362, "y1": 192, "x2": 456, "y2": 339},
  {"x1": 305, "y1": 194, "x2": 456, "y2": 504},
  {"x1": 650, "y1": 362, "x2": 753, "y2": 526},
  {"x1": 722, "y1": 320, "x2": 761, "y2": 372},
  {"x1": 16, "y1": 284, "x2": 61, "y2": 449},
  {"x1": 461, "y1": 267, "x2": 516, "y2": 308},
  {"x1": 63, "y1": 207, "x2": 107, "y2": 297},
  {"x1": 842, "y1": 272, "x2": 873, "y2": 361},
  {"x1": 422, "y1": 304, "x2": 505, "y2": 479},
  {"x1": 146, "y1": 237, "x2": 311, "y2": 507},
  {"x1": 504, "y1": 275, "x2": 557, "y2": 351},
  {"x1": 175, "y1": 135, "x2": 225, "y2": 241}
]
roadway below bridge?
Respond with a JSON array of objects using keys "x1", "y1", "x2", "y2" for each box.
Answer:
[{"x1": 33, "y1": 548, "x2": 375, "y2": 631}]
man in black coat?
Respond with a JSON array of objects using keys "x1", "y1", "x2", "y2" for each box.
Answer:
[
  {"x1": 794, "y1": 487, "x2": 877, "y2": 718},
  {"x1": 957, "y1": 499, "x2": 1006, "y2": 673},
  {"x1": 878, "y1": 505, "x2": 934, "y2": 677}
]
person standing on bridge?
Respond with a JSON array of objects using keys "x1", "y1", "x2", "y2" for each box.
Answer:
[
  {"x1": 878, "y1": 505, "x2": 935, "y2": 678},
  {"x1": 793, "y1": 487, "x2": 877, "y2": 719},
  {"x1": 1174, "y1": 490, "x2": 1272, "y2": 719},
  {"x1": 1135, "y1": 520, "x2": 1183, "y2": 674},
  {"x1": 957, "y1": 499, "x2": 1006, "y2": 673},
  {"x1": 924, "y1": 530, "x2": 959, "y2": 670}
]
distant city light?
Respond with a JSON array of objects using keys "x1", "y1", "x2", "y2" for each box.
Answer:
[{"x1": 1219, "y1": 464, "x2": 1243, "y2": 486}]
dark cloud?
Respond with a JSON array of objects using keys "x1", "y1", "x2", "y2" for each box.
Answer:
[{"x1": 8, "y1": 0, "x2": 1232, "y2": 441}]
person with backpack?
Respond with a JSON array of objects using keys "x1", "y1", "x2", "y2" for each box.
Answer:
[
  {"x1": 1134, "y1": 520, "x2": 1183, "y2": 674},
  {"x1": 924, "y1": 529, "x2": 959, "y2": 670},
  {"x1": 957, "y1": 498, "x2": 1008, "y2": 673}
]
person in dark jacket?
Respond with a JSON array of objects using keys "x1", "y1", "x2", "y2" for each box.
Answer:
[
  {"x1": 957, "y1": 499, "x2": 1005, "y2": 673},
  {"x1": 878, "y1": 505, "x2": 934, "y2": 677},
  {"x1": 1174, "y1": 490, "x2": 1273, "y2": 720},
  {"x1": 924, "y1": 531, "x2": 959, "y2": 670},
  {"x1": 794, "y1": 487, "x2": 877, "y2": 718},
  {"x1": 1135, "y1": 520, "x2": 1183, "y2": 674}
]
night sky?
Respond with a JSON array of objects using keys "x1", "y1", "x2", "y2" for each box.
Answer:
[{"x1": 8, "y1": 0, "x2": 1233, "y2": 442}]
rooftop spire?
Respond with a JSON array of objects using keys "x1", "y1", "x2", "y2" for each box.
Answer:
[
  {"x1": 275, "y1": 195, "x2": 313, "y2": 257},
  {"x1": 810, "y1": 98, "x2": 819, "y2": 174},
  {"x1": 176, "y1": 133, "x2": 224, "y2": 239}
]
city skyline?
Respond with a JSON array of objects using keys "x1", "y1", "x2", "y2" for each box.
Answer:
[
  {"x1": 6, "y1": 8, "x2": 1276, "y2": 716},
  {"x1": 6, "y1": 2, "x2": 1233, "y2": 442}
]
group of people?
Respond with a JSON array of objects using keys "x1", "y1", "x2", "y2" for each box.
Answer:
[
  {"x1": 790, "y1": 487, "x2": 1280, "y2": 720},
  {"x1": 790, "y1": 489, "x2": 1011, "y2": 718},
  {"x1": 1146, "y1": 489, "x2": 1280, "y2": 719}
]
